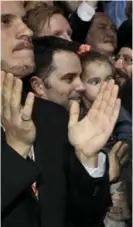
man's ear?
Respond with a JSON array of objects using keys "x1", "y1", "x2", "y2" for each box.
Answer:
[{"x1": 30, "y1": 76, "x2": 45, "y2": 97}]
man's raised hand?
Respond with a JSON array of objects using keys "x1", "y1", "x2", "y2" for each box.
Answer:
[
  {"x1": 68, "y1": 80, "x2": 121, "y2": 166},
  {"x1": 1, "y1": 71, "x2": 36, "y2": 158}
]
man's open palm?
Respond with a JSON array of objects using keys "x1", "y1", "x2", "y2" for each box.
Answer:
[{"x1": 68, "y1": 80, "x2": 121, "y2": 158}]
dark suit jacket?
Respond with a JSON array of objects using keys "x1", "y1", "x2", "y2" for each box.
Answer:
[{"x1": 2, "y1": 97, "x2": 111, "y2": 227}]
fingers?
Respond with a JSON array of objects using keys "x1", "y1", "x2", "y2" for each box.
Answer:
[
  {"x1": 68, "y1": 100, "x2": 80, "y2": 127},
  {"x1": 91, "y1": 81, "x2": 107, "y2": 110},
  {"x1": 120, "y1": 154, "x2": 129, "y2": 166},
  {"x1": 98, "y1": 80, "x2": 116, "y2": 112},
  {"x1": 11, "y1": 78, "x2": 23, "y2": 123},
  {"x1": 110, "y1": 141, "x2": 123, "y2": 155},
  {"x1": 116, "y1": 143, "x2": 129, "y2": 159},
  {"x1": 116, "y1": 143, "x2": 129, "y2": 166},
  {"x1": 2, "y1": 73, "x2": 14, "y2": 121},
  {"x1": 104, "y1": 84, "x2": 119, "y2": 117},
  {"x1": 110, "y1": 98, "x2": 121, "y2": 124},
  {"x1": 21, "y1": 92, "x2": 35, "y2": 121},
  {"x1": 0, "y1": 71, "x2": 5, "y2": 116},
  {"x1": 91, "y1": 80, "x2": 118, "y2": 116},
  {"x1": 110, "y1": 142, "x2": 129, "y2": 167},
  {"x1": 1, "y1": 71, "x2": 4, "y2": 93}
]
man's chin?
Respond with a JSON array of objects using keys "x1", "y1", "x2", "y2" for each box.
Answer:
[{"x1": 98, "y1": 44, "x2": 115, "y2": 56}]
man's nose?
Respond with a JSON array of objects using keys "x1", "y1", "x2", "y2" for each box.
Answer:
[
  {"x1": 16, "y1": 21, "x2": 33, "y2": 39},
  {"x1": 75, "y1": 79, "x2": 86, "y2": 93},
  {"x1": 106, "y1": 27, "x2": 115, "y2": 37},
  {"x1": 114, "y1": 58, "x2": 123, "y2": 69}
]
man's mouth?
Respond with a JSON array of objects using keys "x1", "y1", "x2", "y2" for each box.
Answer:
[
  {"x1": 69, "y1": 96, "x2": 81, "y2": 103},
  {"x1": 69, "y1": 96, "x2": 81, "y2": 101},
  {"x1": 104, "y1": 38, "x2": 115, "y2": 44},
  {"x1": 13, "y1": 41, "x2": 33, "y2": 52}
]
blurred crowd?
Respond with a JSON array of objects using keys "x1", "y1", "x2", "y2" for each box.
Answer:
[{"x1": 1, "y1": 1, "x2": 132, "y2": 227}]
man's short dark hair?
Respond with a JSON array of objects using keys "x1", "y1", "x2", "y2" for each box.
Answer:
[{"x1": 22, "y1": 36, "x2": 80, "y2": 92}]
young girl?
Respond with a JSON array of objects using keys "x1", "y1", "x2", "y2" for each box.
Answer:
[
  {"x1": 80, "y1": 51, "x2": 132, "y2": 151},
  {"x1": 80, "y1": 50, "x2": 131, "y2": 227}
]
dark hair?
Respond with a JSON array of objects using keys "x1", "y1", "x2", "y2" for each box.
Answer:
[
  {"x1": 79, "y1": 50, "x2": 115, "y2": 76},
  {"x1": 33, "y1": 36, "x2": 80, "y2": 77},
  {"x1": 119, "y1": 78, "x2": 132, "y2": 116},
  {"x1": 116, "y1": 19, "x2": 132, "y2": 54},
  {"x1": 22, "y1": 36, "x2": 80, "y2": 92}
]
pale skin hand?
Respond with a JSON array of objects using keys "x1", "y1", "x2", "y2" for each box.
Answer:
[
  {"x1": 68, "y1": 80, "x2": 121, "y2": 168},
  {"x1": 107, "y1": 142, "x2": 129, "y2": 221},
  {"x1": 108, "y1": 141, "x2": 129, "y2": 182},
  {"x1": 1, "y1": 71, "x2": 36, "y2": 159}
]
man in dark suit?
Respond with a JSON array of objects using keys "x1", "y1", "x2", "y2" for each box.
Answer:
[{"x1": 1, "y1": 2, "x2": 121, "y2": 227}]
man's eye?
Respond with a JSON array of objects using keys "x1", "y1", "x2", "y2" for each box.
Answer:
[
  {"x1": 98, "y1": 26, "x2": 105, "y2": 30},
  {"x1": 124, "y1": 57, "x2": 132, "y2": 63},
  {"x1": 112, "y1": 26, "x2": 117, "y2": 32},
  {"x1": 1, "y1": 18, "x2": 11, "y2": 25},
  {"x1": 22, "y1": 16, "x2": 28, "y2": 24},
  {"x1": 66, "y1": 77, "x2": 73, "y2": 83}
]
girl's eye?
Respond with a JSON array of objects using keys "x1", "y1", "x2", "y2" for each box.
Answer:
[
  {"x1": 88, "y1": 79, "x2": 100, "y2": 85},
  {"x1": 105, "y1": 76, "x2": 113, "y2": 81}
]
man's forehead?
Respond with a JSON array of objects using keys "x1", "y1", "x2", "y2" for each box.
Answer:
[
  {"x1": 94, "y1": 13, "x2": 114, "y2": 25},
  {"x1": 1, "y1": 1, "x2": 25, "y2": 17},
  {"x1": 119, "y1": 47, "x2": 133, "y2": 56},
  {"x1": 53, "y1": 51, "x2": 82, "y2": 74},
  {"x1": 53, "y1": 51, "x2": 79, "y2": 64}
]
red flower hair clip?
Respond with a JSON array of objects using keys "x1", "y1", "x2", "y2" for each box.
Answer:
[{"x1": 77, "y1": 44, "x2": 91, "y2": 54}]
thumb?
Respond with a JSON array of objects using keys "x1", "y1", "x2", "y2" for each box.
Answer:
[{"x1": 68, "y1": 100, "x2": 80, "y2": 127}]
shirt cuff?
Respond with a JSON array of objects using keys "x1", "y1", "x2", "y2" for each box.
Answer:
[
  {"x1": 83, "y1": 152, "x2": 106, "y2": 178},
  {"x1": 77, "y1": 2, "x2": 96, "y2": 22}
]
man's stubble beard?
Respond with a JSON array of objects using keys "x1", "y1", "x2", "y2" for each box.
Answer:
[{"x1": 1, "y1": 60, "x2": 35, "y2": 78}]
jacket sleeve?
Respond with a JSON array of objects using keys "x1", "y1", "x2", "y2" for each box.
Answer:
[
  {"x1": 66, "y1": 146, "x2": 111, "y2": 227},
  {"x1": 1, "y1": 129, "x2": 40, "y2": 213},
  {"x1": 115, "y1": 106, "x2": 132, "y2": 143}
]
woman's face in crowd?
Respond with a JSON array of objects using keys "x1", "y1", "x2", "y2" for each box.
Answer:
[{"x1": 81, "y1": 61, "x2": 113, "y2": 109}]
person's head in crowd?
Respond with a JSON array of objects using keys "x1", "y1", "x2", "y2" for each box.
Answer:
[
  {"x1": 119, "y1": 78, "x2": 132, "y2": 117},
  {"x1": 80, "y1": 51, "x2": 115, "y2": 109},
  {"x1": 1, "y1": 1, "x2": 35, "y2": 78},
  {"x1": 26, "y1": 36, "x2": 85, "y2": 110},
  {"x1": 24, "y1": 1, "x2": 54, "y2": 12},
  {"x1": 85, "y1": 13, "x2": 117, "y2": 57},
  {"x1": 27, "y1": 5, "x2": 72, "y2": 41},
  {"x1": 114, "y1": 19, "x2": 132, "y2": 87}
]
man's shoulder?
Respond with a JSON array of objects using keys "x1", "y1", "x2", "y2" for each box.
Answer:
[
  {"x1": 33, "y1": 97, "x2": 69, "y2": 126},
  {"x1": 34, "y1": 97, "x2": 67, "y2": 113}
]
